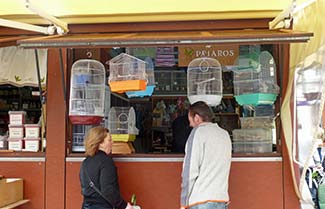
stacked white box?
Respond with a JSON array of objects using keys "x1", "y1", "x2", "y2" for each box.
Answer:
[
  {"x1": 24, "y1": 138, "x2": 40, "y2": 152},
  {"x1": 8, "y1": 111, "x2": 26, "y2": 125},
  {"x1": 8, "y1": 125, "x2": 24, "y2": 138},
  {"x1": 24, "y1": 124, "x2": 40, "y2": 152},
  {"x1": 7, "y1": 111, "x2": 41, "y2": 152},
  {"x1": 8, "y1": 111, "x2": 26, "y2": 151},
  {"x1": 24, "y1": 124, "x2": 40, "y2": 138},
  {"x1": 8, "y1": 139, "x2": 23, "y2": 151}
]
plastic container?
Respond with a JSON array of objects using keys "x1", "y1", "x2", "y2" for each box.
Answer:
[
  {"x1": 24, "y1": 124, "x2": 40, "y2": 138},
  {"x1": 232, "y1": 141, "x2": 272, "y2": 153},
  {"x1": 240, "y1": 117, "x2": 275, "y2": 129},
  {"x1": 255, "y1": 105, "x2": 275, "y2": 117},
  {"x1": 232, "y1": 128, "x2": 273, "y2": 142},
  {"x1": 233, "y1": 51, "x2": 279, "y2": 106},
  {"x1": 126, "y1": 57, "x2": 155, "y2": 98},
  {"x1": 69, "y1": 59, "x2": 106, "y2": 124},
  {"x1": 8, "y1": 111, "x2": 26, "y2": 125},
  {"x1": 108, "y1": 107, "x2": 139, "y2": 142},
  {"x1": 108, "y1": 53, "x2": 147, "y2": 93},
  {"x1": 8, "y1": 138, "x2": 23, "y2": 151},
  {"x1": 8, "y1": 125, "x2": 24, "y2": 138},
  {"x1": 187, "y1": 57, "x2": 223, "y2": 106},
  {"x1": 24, "y1": 138, "x2": 40, "y2": 152},
  {"x1": 235, "y1": 93, "x2": 278, "y2": 106}
]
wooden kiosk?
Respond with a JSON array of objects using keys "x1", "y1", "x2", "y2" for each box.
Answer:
[{"x1": 0, "y1": 4, "x2": 313, "y2": 209}]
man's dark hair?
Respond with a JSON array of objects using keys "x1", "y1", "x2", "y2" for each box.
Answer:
[{"x1": 188, "y1": 101, "x2": 213, "y2": 122}]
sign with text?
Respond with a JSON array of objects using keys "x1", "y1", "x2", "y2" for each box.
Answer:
[{"x1": 178, "y1": 45, "x2": 239, "y2": 67}]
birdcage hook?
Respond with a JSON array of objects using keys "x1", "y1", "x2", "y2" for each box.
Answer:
[{"x1": 86, "y1": 51, "x2": 92, "y2": 59}]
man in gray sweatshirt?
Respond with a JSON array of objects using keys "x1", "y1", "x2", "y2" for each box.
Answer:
[{"x1": 180, "y1": 101, "x2": 232, "y2": 209}]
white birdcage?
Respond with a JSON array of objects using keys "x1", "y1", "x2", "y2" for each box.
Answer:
[
  {"x1": 187, "y1": 57, "x2": 223, "y2": 106},
  {"x1": 69, "y1": 59, "x2": 106, "y2": 124},
  {"x1": 108, "y1": 53, "x2": 147, "y2": 93},
  {"x1": 233, "y1": 51, "x2": 280, "y2": 106},
  {"x1": 126, "y1": 57, "x2": 155, "y2": 98},
  {"x1": 108, "y1": 107, "x2": 139, "y2": 142}
]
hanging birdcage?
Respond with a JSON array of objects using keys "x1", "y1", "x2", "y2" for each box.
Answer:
[
  {"x1": 187, "y1": 57, "x2": 223, "y2": 106},
  {"x1": 126, "y1": 57, "x2": 155, "y2": 98},
  {"x1": 108, "y1": 53, "x2": 147, "y2": 93},
  {"x1": 108, "y1": 107, "x2": 139, "y2": 142},
  {"x1": 69, "y1": 59, "x2": 106, "y2": 124},
  {"x1": 233, "y1": 51, "x2": 280, "y2": 106}
]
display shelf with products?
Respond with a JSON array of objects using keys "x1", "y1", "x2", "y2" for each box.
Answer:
[
  {"x1": 212, "y1": 97, "x2": 240, "y2": 137},
  {"x1": 151, "y1": 96, "x2": 189, "y2": 153},
  {"x1": 0, "y1": 85, "x2": 43, "y2": 152},
  {"x1": 153, "y1": 69, "x2": 187, "y2": 95}
]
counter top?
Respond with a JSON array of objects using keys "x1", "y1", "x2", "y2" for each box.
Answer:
[
  {"x1": 66, "y1": 153, "x2": 282, "y2": 162},
  {"x1": 0, "y1": 153, "x2": 281, "y2": 162}
]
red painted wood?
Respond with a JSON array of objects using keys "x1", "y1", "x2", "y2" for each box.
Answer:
[
  {"x1": 0, "y1": 161, "x2": 45, "y2": 209},
  {"x1": 45, "y1": 48, "x2": 67, "y2": 209},
  {"x1": 66, "y1": 161, "x2": 283, "y2": 209}
]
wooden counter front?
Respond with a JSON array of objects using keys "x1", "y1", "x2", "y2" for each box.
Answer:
[
  {"x1": 66, "y1": 157, "x2": 282, "y2": 209},
  {"x1": 0, "y1": 158, "x2": 45, "y2": 209}
]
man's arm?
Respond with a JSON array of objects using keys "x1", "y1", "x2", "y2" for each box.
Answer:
[{"x1": 180, "y1": 129, "x2": 203, "y2": 207}]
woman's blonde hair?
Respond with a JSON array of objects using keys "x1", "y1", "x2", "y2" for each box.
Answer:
[{"x1": 84, "y1": 126, "x2": 109, "y2": 157}]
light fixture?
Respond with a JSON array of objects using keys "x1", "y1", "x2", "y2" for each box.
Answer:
[{"x1": 25, "y1": 0, "x2": 69, "y2": 35}]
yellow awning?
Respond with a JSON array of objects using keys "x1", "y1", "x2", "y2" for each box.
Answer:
[
  {"x1": 0, "y1": 0, "x2": 305, "y2": 24},
  {"x1": 281, "y1": 0, "x2": 325, "y2": 200}
]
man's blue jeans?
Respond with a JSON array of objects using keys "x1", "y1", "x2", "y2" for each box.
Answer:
[{"x1": 189, "y1": 202, "x2": 229, "y2": 209}]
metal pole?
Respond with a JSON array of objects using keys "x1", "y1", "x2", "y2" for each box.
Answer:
[
  {"x1": 34, "y1": 49, "x2": 43, "y2": 105},
  {"x1": 59, "y1": 48, "x2": 67, "y2": 103}
]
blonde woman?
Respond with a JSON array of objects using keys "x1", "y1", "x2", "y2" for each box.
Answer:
[{"x1": 79, "y1": 126, "x2": 133, "y2": 209}]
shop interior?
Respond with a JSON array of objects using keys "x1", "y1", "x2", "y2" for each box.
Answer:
[
  {"x1": 0, "y1": 44, "x2": 281, "y2": 155},
  {"x1": 67, "y1": 44, "x2": 280, "y2": 155}
]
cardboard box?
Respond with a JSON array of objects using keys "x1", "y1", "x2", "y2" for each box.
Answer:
[
  {"x1": 112, "y1": 142, "x2": 135, "y2": 154},
  {"x1": 0, "y1": 178, "x2": 23, "y2": 207}
]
